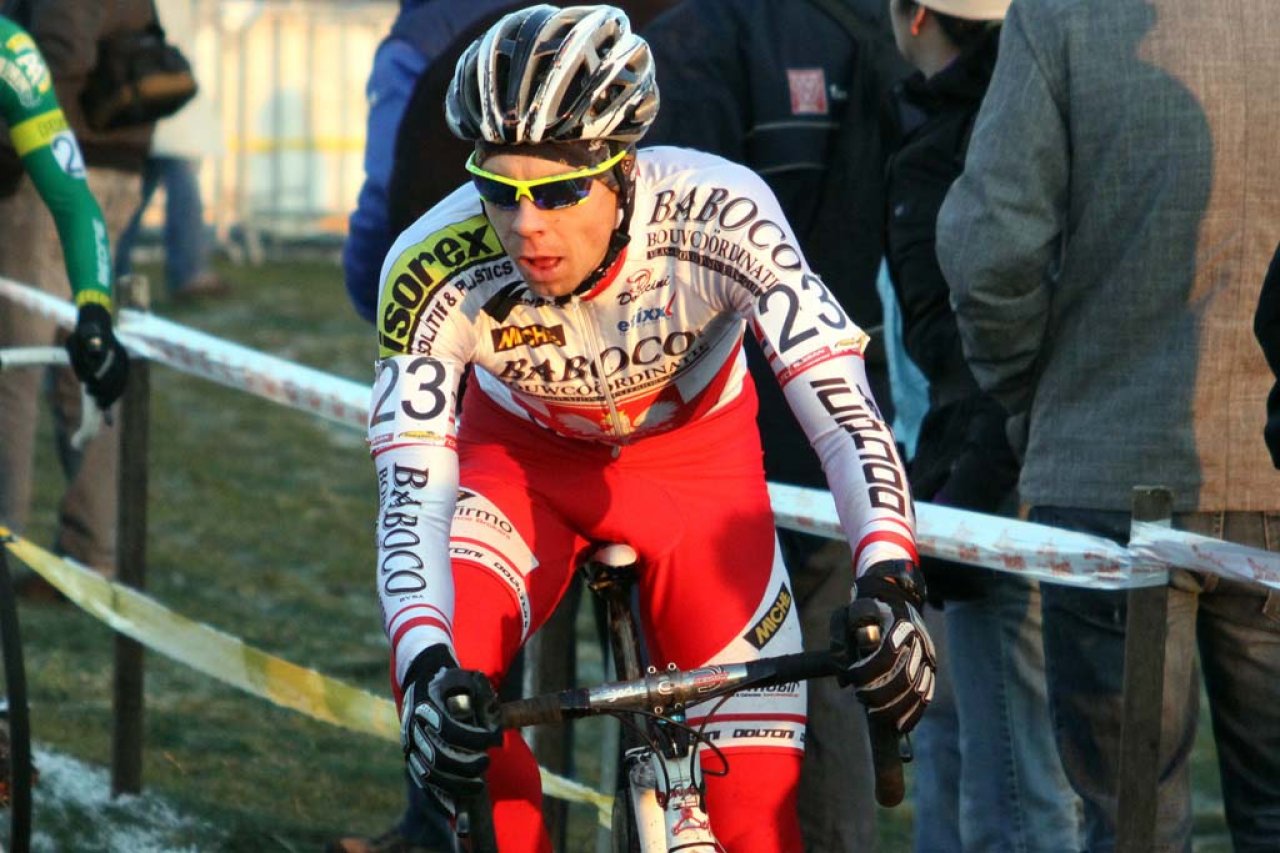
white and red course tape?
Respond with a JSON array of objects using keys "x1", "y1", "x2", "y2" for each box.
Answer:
[
  {"x1": 5, "y1": 276, "x2": 1276, "y2": 590},
  {"x1": 0, "y1": 277, "x2": 369, "y2": 430}
]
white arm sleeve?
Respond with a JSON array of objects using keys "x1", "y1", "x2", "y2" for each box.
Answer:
[
  {"x1": 368, "y1": 354, "x2": 466, "y2": 686},
  {"x1": 723, "y1": 172, "x2": 918, "y2": 577}
]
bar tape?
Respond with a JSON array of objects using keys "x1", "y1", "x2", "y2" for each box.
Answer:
[
  {"x1": 0, "y1": 528, "x2": 614, "y2": 825},
  {"x1": 4, "y1": 277, "x2": 1277, "y2": 590}
]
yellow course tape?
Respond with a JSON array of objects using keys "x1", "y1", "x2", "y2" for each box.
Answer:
[{"x1": 1, "y1": 527, "x2": 613, "y2": 825}]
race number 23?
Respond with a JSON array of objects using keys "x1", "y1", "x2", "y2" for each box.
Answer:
[
  {"x1": 371, "y1": 356, "x2": 449, "y2": 428},
  {"x1": 758, "y1": 274, "x2": 848, "y2": 354}
]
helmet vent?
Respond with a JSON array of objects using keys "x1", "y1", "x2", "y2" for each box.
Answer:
[{"x1": 446, "y1": 4, "x2": 659, "y2": 145}]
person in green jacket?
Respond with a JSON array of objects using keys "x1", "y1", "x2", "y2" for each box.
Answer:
[
  {"x1": 0, "y1": 14, "x2": 128, "y2": 405},
  {"x1": 0, "y1": 14, "x2": 132, "y2": 602}
]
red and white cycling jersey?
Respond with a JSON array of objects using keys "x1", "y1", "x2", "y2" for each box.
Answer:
[{"x1": 368, "y1": 146, "x2": 917, "y2": 682}]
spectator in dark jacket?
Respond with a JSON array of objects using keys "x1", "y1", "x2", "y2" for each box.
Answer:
[
  {"x1": 882, "y1": 0, "x2": 1080, "y2": 849},
  {"x1": 341, "y1": 0, "x2": 521, "y2": 325},
  {"x1": 641, "y1": 2, "x2": 909, "y2": 849},
  {"x1": 0, "y1": 0, "x2": 156, "y2": 599},
  {"x1": 1255, "y1": 242, "x2": 1280, "y2": 468}
]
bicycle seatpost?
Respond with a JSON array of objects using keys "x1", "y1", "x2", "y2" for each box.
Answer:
[{"x1": 580, "y1": 543, "x2": 645, "y2": 681}]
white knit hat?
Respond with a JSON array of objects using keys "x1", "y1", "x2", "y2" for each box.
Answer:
[{"x1": 918, "y1": 0, "x2": 1011, "y2": 20}]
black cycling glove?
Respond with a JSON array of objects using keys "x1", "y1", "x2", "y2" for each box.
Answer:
[
  {"x1": 832, "y1": 559, "x2": 937, "y2": 735},
  {"x1": 400, "y1": 644, "x2": 503, "y2": 808},
  {"x1": 65, "y1": 302, "x2": 129, "y2": 408}
]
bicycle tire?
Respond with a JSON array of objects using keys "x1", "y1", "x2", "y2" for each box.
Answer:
[
  {"x1": 611, "y1": 783, "x2": 643, "y2": 853},
  {"x1": 584, "y1": 548, "x2": 658, "y2": 852}
]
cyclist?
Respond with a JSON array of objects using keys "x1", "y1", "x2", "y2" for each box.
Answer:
[
  {"x1": 0, "y1": 16, "x2": 129, "y2": 471},
  {"x1": 368, "y1": 5, "x2": 936, "y2": 850}
]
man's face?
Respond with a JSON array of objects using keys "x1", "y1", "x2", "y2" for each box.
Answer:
[{"x1": 479, "y1": 151, "x2": 620, "y2": 299}]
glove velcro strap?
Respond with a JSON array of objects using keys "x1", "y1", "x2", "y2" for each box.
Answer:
[{"x1": 853, "y1": 559, "x2": 925, "y2": 610}]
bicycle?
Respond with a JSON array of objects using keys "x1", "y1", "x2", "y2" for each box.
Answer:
[{"x1": 445, "y1": 542, "x2": 908, "y2": 852}]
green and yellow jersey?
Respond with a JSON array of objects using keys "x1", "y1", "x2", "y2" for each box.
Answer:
[{"x1": 0, "y1": 15, "x2": 111, "y2": 309}]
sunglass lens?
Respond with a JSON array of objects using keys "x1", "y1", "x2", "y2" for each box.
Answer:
[
  {"x1": 530, "y1": 177, "x2": 593, "y2": 210},
  {"x1": 471, "y1": 175, "x2": 520, "y2": 209}
]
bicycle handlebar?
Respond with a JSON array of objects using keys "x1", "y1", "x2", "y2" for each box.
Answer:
[
  {"x1": 498, "y1": 643, "x2": 908, "y2": 808},
  {"x1": 0, "y1": 346, "x2": 71, "y2": 370},
  {"x1": 499, "y1": 648, "x2": 841, "y2": 729}
]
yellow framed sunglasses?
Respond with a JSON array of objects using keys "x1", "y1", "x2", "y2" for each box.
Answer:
[{"x1": 465, "y1": 148, "x2": 628, "y2": 210}]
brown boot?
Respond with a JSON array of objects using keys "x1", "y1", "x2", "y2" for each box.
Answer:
[{"x1": 172, "y1": 273, "x2": 232, "y2": 303}]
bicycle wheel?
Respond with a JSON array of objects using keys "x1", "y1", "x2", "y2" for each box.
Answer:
[{"x1": 610, "y1": 783, "x2": 643, "y2": 853}]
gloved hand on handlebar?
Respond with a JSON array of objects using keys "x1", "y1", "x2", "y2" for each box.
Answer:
[
  {"x1": 400, "y1": 644, "x2": 502, "y2": 808},
  {"x1": 65, "y1": 302, "x2": 129, "y2": 408},
  {"x1": 831, "y1": 559, "x2": 937, "y2": 735}
]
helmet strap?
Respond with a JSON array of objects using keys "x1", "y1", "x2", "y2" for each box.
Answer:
[{"x1": 570, "y1": 153, "x2": 636, "y2": 298}]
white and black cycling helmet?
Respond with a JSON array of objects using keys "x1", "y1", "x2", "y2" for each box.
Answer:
[{"x1": 446, "y1": 4, "x2": 659, "y2": 146}]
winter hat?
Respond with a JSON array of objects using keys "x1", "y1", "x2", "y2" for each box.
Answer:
[{"x1": 918, "y1": 0, "x2": 1011, "y2": 21}]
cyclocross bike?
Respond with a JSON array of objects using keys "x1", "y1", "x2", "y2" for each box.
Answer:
[{"x1": 445, "y1": 542, "x2": 908, "y2": 852}]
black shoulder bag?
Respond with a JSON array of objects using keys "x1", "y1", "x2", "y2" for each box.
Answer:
[{"x1": 80, "y1": 1, "x2": 197, "y2": 131}]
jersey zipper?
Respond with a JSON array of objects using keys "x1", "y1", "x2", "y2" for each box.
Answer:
[{"x1": 572, "y1": 298, "x2": 628, "y2": 444}]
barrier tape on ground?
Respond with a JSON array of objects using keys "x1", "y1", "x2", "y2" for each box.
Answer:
[{"x1": 0, "y1": 528, "x2": 613, "y2": 826}]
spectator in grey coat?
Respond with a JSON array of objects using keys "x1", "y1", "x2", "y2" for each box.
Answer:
[
  {"x1": 936, "y1": 0, "x2": 1280, "y2": 849},
  {"x1": 1254, "y1": 242, "x2": 1280, "y2": 469}
]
